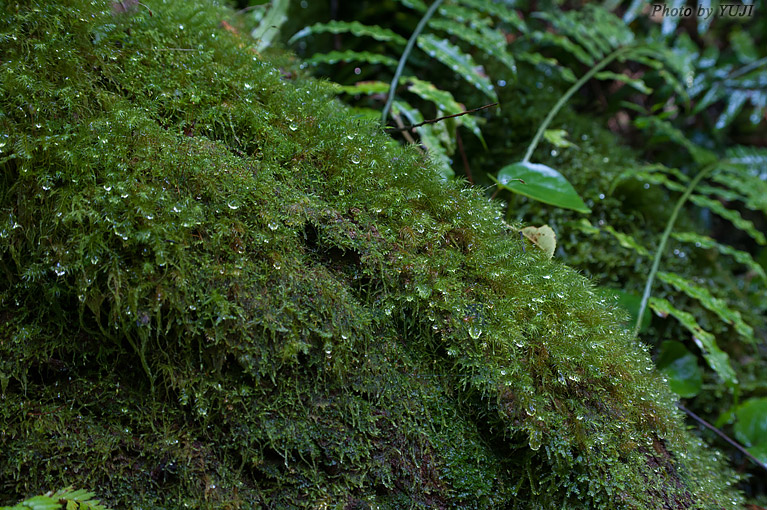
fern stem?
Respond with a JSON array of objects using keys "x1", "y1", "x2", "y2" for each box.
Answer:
[
  {"x1": 633, "y1": 163, "x2": 717, "y2": 337},
  {"x1": 522, "y1": 46, "x2": 630, "y2": 163},
  {"x1": 381, "y1": 0, "x2": 444, "y2": 124}
]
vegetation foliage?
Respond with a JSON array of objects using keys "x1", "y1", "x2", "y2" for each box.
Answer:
[
  {"x1": 0, "y1": 0, "x2": 763, "y2": 508},
  {"x1": 279, "y1": 0, "x2": 767, "y2": 503}
]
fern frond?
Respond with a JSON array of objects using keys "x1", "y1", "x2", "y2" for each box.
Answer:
[
  {"x1": 457, "y1": 0, "x2": 527, "y2": 33},
  {"x1": 416, "y1": 34, "x2": 498, "y2": 101},
  {"x1": 712, "y1": 162, "x2": 767, "y2": 216},
  {"x1": 288, "y1": 21, "x2": 407, "y2": 46},
  {"x1": 329, "y1": 80, "x2": 390, "y2": 96},
  {"x1": 648, "y1": 296, "x2": 737, "y2": 386},
  {"x1": 594, "y1": 70, "x2": 652, "y2": 94},
  {"x1": 688, "y1": 194, "x2": 767, "y2": 245},
  {"x1": 427, "y1": 18, "x2": 517, "y2": 75},
  {"x1": 392, "y1": 100, "x2": 453, "y2": 179},
  {"x1": 0, "y1": 487, "x2": 111, "y2": 510},
  {"x1": 405, "y1": 76, "x2": 485, "y2": 145},
  {"x1": 672, "y1": 231, "x2": 767, "y2": 282},
  {"x1": 657, "y1": 271, "x2": 756, "y2": 345},
  {"x1": 305, "y1": 51, "x2": 398, "y2": 68}
]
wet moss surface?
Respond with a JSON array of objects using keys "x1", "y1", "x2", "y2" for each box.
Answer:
[{"x1": 0, "y1": 1, "x2": 744, "y2": 508}]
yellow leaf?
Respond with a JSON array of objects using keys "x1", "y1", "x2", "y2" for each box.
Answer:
[{"x1": 521, "y1": 225, "x2": 557, "y2": 259}]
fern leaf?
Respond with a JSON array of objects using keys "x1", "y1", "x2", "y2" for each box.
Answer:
[
  {"x1": 427, "y1": 18, "x2": 517, "y2": 75},
  {"x1": 532, "y1": 32, "x2": 595, "y2": 67},
  {"x1": 457, "y1": 0, "x2": 527, "y2": 33},
  {"x1": 661, "y1": 0, "x2": 686, "y2": 36},
  {"x1": 672, "y1": 231, "x2": 767, "y2": 282},
  {"x1": 648, "y1": 296, "x2": 737, "y2": 385},
  {"x1": 405, "y1": 77, "x2": 485, "y2": 146},
  {"x1": 392, "y1": 100, "x2": 454, "y2": 179},
  {"x1": 715, "y1": 90, "x2": 749, "y2": 130},
  {"x1": 329, "y1": 80, "x2": 390, "y2": 96},
  {"x1": 689, "y1": 194, "x2": 767, "y2": 245},
  {"x1": 288, "y1": 21, "x2": 407, "y2": 46},
  {"x1": 603, "y1": 225, "x2": 650, "y2": 256},
  {"x1": 712, "y1": 162, "x2": 767, "y2": 216},
  {"x1": 393, "y1": 0, "x2": 428, "y2": 12},
  {"x1": 305, "y1": 51, "x2": 398, "y2": 68},
  {"x1": 594, "y1": 71, "x2": 652, "y2": 94},
  {"x1": 657, "y1": 271, "x2": 756, "y2": 344},
  {"x1": 416, "y1": 33, "x2": 498, "y2": 101},
  {"x1": 250, "y1": 0, "x2": 289, "y2": 51},
  {"x1": 516, "y1": 52, "x2": 577, "y2": 82}
]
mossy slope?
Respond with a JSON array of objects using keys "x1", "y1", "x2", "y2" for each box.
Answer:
[{"x1": 0, "y1": 1, "x2": 742, "y2": 508}]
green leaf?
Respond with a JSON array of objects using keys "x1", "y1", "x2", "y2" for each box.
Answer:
[
  {"x1": 648, "y1": 296, "x2": 737, "y2": 386},
  {"x1": 602, "y1": 225, "x2": 649, "y2": 256},
  {"x1": 733, "y1": 398, "x2": 767, "y2": 447},
  {"x1": 689, "y1": 194, "x2": 767, "y2": 245},
  {"x1": 672, "y1": 231, "x2": 767, "y2": 282},
  {"x1": 457, "y1": 0, "x2": 527, "y2": 32},
  {"x1": 543, "y1": 129, "x2": 578, "y2": 149},
  {"x1": 594, "y1": 71, "x2": 652, "y2": 94},
  {"x1": 711, "y1": 161, "x2": 767, "y2": 215},
  {"x1": 427, "y1": 18, "x2": 516, "y2": 75},
  {"x1": 416, "y1": 33, "x2": 498, "y2": 101},
  {"x1": 305, "y1": 51, "x2": 398, "y2": 68},
  {"x1": 496, "y1": 162, "x2": 590, "y2": 213},
  {"x1": 330, "y1": 80, "x2": 390, "y2": 96},
  {"x1": 288, "y1": 21, "x2": 407, "y2": 46},
  {"x1": 655, "y1": 340, "x2": 703, "y2": 398},
  {"x1": 250, "y1": 0, "x2": 290, "y2": 51},
  {"x1": 747, "y1": 442, "x2": 767, "y2": 464},
  {"x1": 657, "y1": 271, "x2": 756, "y2": 344},
  {"x1": 392, "y1": 100, "x2": 453, "y2": 179},
  {"x1": 405, "y1": 77, "x2": 485, "y2": 148}
]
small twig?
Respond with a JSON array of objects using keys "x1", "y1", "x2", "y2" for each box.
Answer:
[
  {"x1": 678, "y1": 403, "x2": 767, "y2": 474},
  {"x1": 385, "y1": 102, "x2": 499, "y2": 132},
  {"x1": 456, "y1": 130, "x2": 473, "y2": 184},
  {"x1": 392, "y1": 112, "x2": 419, "y2": 148}
]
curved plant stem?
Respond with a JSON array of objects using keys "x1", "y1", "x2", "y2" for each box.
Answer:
[
  {"x1": 381, "y1": 0, "x2": 444, "y2": 124},
  {"x1": 522, "y1": 46, "x2": 630, "y2": 163},
  {"x1": 633, "y1": 163, "x2": 717, "y2": 336}
]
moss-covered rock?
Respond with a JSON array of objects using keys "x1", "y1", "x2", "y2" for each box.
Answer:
[{"x1": 0, "y1": 1, "x2": 743, "y2": 508}]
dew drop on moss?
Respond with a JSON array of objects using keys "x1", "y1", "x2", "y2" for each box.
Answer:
[
  {"x1": 468, "y1": 325, "x2": 482, "y2": 340},
  {"x1": 351, "y1": 152, "x2": 361, "y2": 164}
]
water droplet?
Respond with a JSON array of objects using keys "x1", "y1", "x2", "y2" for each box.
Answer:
[
  {"x1": 268, "y1": 221, "x2": 279, "y2": 231},
  {"x1": 103, "y1": 185, "x2": 112, "y2": 192},
  {"x1": 227, "y1": 202, "x2": 239, "y2": 210},
  {"x1": 542, "y1": 275, "x2": 552, "y2": 280},
  {"x1": 289, "y1": 123, "x2": 298, "y2": 131},
  {"x1": 189, "y1": 305, "x2": 196, "y2": 311},
  {"x1": 468, "y1": 325, "x2": 482, "y2": 340},
  {"x1": 273, "y1": 261, "x2": 281, "y2": 270}
]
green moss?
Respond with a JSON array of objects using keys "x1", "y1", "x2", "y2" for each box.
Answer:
[{"x1": 0, "y1": 1, "x2": 744, "y2": 508}]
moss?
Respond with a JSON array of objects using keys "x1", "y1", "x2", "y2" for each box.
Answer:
[{"x1": 0, "y1": 1, "x2": 744, "y2": 508}]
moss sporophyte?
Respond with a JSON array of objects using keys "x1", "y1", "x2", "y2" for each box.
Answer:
[{"x1": 0, "y1": 1, "x2": 744, "y2": 508}]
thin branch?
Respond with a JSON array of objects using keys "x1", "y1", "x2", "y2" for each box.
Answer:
[
  {"x1": 678, "y1": 403, "x2": 767, "y2": 474},
  {"x1": 385, "y1": 102, "x2": 499, "y2": 132}
]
